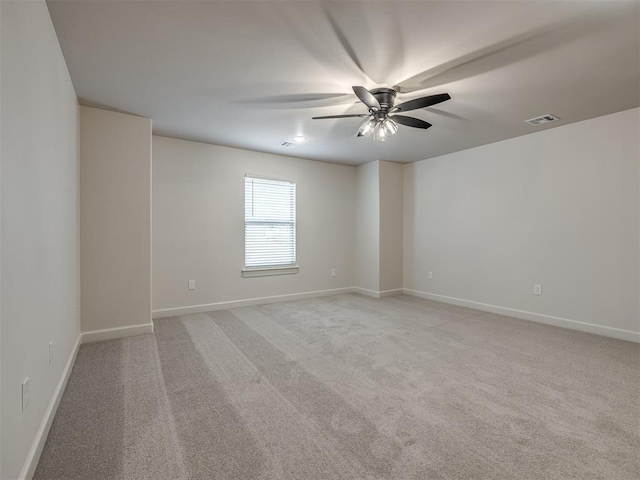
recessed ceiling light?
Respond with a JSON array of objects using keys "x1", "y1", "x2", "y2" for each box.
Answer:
[{"x1": 292, "y1": 135, "x2": 307, "y2": 143}]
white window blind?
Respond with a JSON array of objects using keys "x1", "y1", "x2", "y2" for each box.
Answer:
[{"x1": 244, "y1": 175, "x2": 296, "y2": 269}]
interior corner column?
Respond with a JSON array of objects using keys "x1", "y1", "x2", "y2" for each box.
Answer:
[
  {"x1": 80, "y1": 106, "x2": 152, "y2": 335},
  {"x1": 355, "y1": 160, "x2": 403, "y2": 296}
]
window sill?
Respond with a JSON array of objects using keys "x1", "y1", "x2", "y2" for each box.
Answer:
[{"x1": 242, "y1": 265, "x2": 299, "y2": 278}]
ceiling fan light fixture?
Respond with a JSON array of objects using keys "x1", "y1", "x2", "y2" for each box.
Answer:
[
  {"x1": 358, "y1": 119, "x2": 376, "y2": 137},
  {"x1": 371, "y1": 118, "x2": 398, "y2": 142},
  {"x1": 313, "y1": 86, "x2": 450, "y2": 141}
]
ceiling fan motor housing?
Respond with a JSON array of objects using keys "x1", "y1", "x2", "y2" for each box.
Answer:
[{"x1": 369, "y1": 88, "x2": 397, "y2": 112}]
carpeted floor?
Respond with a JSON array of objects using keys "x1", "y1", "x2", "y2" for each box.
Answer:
[{"x1": 34, "y1": 294, "x2": 639, "y2": 479}]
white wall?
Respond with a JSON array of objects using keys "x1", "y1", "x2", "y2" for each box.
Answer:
[
  {"x1": 355, "y1": 161, "x2": 380, "y2": 293},
  {"x1": 1, "y1": 1, "x2": 80, "y2": 478},
  {"x1": 404, "y1": 108, "x2": 640, "y2": 338},
  {"x1": 379, "y1": 161, "x2": 404, "y2": 292},
  {"x1": 80, "y1": 107, "x2": 152, "y2": 334},
  {"x1": 152, "y1": 136, "x2": 355, "y2": 313}
]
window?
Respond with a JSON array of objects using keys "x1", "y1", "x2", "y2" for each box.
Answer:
[{"x1": 243, "y1": 175, "x2": 297, "y2": 277}]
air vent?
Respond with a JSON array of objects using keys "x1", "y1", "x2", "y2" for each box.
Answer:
[
  {"x1": 525, "y1": 114, "x2": 559, "y2": 126},
  {"x1": 279, "y1": 141, "x2": 297, "y2": 148}
]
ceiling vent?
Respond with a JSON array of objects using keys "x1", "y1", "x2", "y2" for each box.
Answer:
[
  {"x1": 279, "y1": 141, "x2": 297, "y2": 148},
  {"x1": 525, "y1": 114, "x2": 559, "y2": 126}
]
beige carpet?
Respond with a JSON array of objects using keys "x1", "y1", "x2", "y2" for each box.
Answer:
[{"x1": 34, "y1": 294, "x2": 639, "y2": 479}]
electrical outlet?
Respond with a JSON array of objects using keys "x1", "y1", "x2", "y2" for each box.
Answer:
[
  {"x1": 428, "y1": 271, "x2": 433, "y2": 280},
  {"x1": 49, "y1": 341, "x2": 54, "y2": 365},
  {"x1": 22, "y1": 378, "x2": 30, "y2": 412},
  {"x1": 330, "y1": 269, "x2": 336, "y2": 277},
  {"x1": 188, "y1": 280, "x2": 196, "y2": 290},
  {"x1": 534, "y1": 284, "x2": 542, "y2": 296}
]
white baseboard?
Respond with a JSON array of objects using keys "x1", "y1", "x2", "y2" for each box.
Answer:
[
  {"x1": 81, "y1": 322, "x2": 154, "y2": 343},
  {"x1": 353, "y1": 287, "x2": 380, "y2": 298},
  {"x1": 152, "y1": 287, "x2": 356, "y2": 318},
  {"x1": 354, "y1": 287, "x2": 403, "y2": 298},
  {"x1": 20, "y1": 334, "x2": 81, "y2": 480},
  {"x1": 403, "y1": 289, "x2": 640, "y2": 344},
  {"x1": 379, "y1": 288, "x2": 404, "y2": 298}
]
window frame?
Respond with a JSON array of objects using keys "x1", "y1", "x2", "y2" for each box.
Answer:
[{"x1": 242, "y1": 174, "x2": 299, "y2": 277}]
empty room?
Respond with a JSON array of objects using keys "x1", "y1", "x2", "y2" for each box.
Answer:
[{"x1": 1, "y1": 0, "x2": 639, "y2": 479}]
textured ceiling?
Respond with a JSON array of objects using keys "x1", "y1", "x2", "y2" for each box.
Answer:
[{"x1": 47, "y1": 0, "x2": 640, "y2": 165}]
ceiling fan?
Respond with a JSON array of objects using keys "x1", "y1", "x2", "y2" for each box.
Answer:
[{"x1": 312, "y1": 86, "x2": 451, "y2": 141}]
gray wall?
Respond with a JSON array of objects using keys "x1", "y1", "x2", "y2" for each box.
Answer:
[
  {"x1": 80, "y1": 106, "x2": 152, "y2": 333},
  {"x1": 404, "y1": 108, "x2": 639, "y2": 337},
  {"x1": 152, "y1": 136, "x2": 356, "y2": 312},
  {"x1": 355, "y1": 161, "x2": 380, "y2": 293},
  {"x1": 379, "y1": 161, "x2": 404, "y2": 292},
  {"x1": 1, "y1": 1, "x2": 80, "y2": 477},
  {"x1": 355, "y1": 160, "x2": 404, "y2": 295}
]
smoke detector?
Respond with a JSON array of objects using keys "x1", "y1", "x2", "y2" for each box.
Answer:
[{"x1": 525, "y1": 114, "x2": 559, "y2": 126}]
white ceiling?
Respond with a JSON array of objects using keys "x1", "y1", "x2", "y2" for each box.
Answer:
[{"x1": 47, "y1": 0, "x2": 639, "y2": 166}]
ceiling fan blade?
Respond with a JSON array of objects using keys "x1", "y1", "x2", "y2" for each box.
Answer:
[
  {"x1": 312, "y1": 114, "x2": 369, "y2": 120},
  {"x1": 352, "y1": 86, "x2": 381, "y2": 111},
  {"x1": 392, "y1": 115, "x2": 432, "y2": 129},
  {"x1": 391, "y1": 94, "x2": 451, "y2": 113}
]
